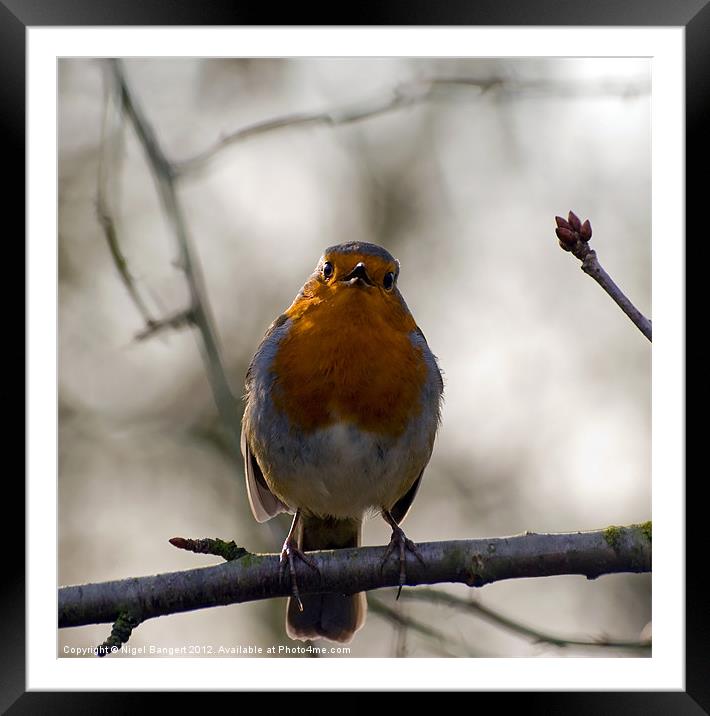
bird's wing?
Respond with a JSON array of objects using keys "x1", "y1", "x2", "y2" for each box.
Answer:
[
  {"x1": 390, "y1": 325, "x2": 444, "y2": 525},
  {"x1": 242, "y1": 313, "x2": 291, "y2": 523},
  {"x1": 414, "y1": 324, "x2": 444, "y2": 395},
  {"x1": 241, "y1": 425, "x2": 289, "y2": 523}
]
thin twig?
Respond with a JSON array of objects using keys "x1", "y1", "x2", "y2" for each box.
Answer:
[
  {"x1": 175, "y1": 76, "x2": 649, "y2": 177},
  {"x1": 95, "y1": 612, "x2": 141, "y2": 658},
  {"x1": 169, "y1": 536, "x2": 248, "y2": 562},
  {"x1": 368, "y1": 595, "x2": 469, "y2": 658},
  {"x1": 96, "y1": 80, "x2": 156, "y2": 327},
  {"x1": 556, "y1": 211, "x2": 652, "y2": 341},
  {"x1": 393, "y1": 600, "x2": 409, "y2": 658},
  {"x1": 173, "y1": 79, "x2": 476, "y2": 175},
  {"x1": 134, "y1": 308, "x2": 195, "y2": 341},
  {"x1": 580, "y1": 251, "x2": 652, "y2": 341},
  {"x1": 59, "y1": 524, "x2": 651, "y2": 630},
  {"x1": 108, "y1": 60, "x2": 243, "y2": 451},
  {"x1": 400, "y1": 588, "x2": 651, "y2": 651}
]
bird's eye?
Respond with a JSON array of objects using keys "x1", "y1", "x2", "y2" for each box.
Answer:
[
  {"x1": 322, "y1": 261, "x2": 334, "y2": 280},
  {"x1": 383, "y1": 271, "x2": 395, "y2": 291}
]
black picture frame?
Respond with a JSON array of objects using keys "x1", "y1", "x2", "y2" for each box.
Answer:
[{"x1": 7, "y1": 1, "x2": 697, "y2": 710}]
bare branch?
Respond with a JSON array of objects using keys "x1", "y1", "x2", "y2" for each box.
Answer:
[
  {"x1": 556, "y1": 211, "x2": 652, "y2": 341},
  {"x1": 400, "y1": 588, "x2": 651, "y2": 652},
  {"x1": 133, "y1": 309, "x2": 195, "y2": 341},
  {"x1": 59, "y1": 525, "x2": 650, "y2": 630},
  {"x1": 173, "y1": 79, "x2": 489, "y2": 176},
  {"x1": 107, "y1": 60, "x2": 243, "y2": 451},
  {"x1": 175, "y1": 76, "x2": 649, "y2": 177},
  {"x1": 368, "y1": 595, "x2": 472, "y2": 658},
  {"x1": 96, "y1": 80, "x2": 156, "y2": 327}
]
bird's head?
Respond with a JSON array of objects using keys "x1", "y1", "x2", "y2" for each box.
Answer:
[
  {"x1": 308, "y1": 241, "x2": 399, "y2": 301},
  {"x1": 284, "y1": 241, "x2": 415, "y2": 333}
]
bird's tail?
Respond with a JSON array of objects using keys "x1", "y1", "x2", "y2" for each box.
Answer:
[{"x1": 286, "y1": 515, "x2": 366, "y2": 643}]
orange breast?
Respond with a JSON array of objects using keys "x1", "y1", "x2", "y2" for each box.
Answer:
[{"x1": 272, "y1": 285, "x2": 426, "y2": 437}]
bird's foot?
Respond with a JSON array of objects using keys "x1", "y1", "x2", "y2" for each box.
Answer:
[
  {"x1": 381, "y1": 524, "x2": 425, "y2": 600},
  {"x1": 280, "y1": 537, "x2": 319, "y2": 612}
]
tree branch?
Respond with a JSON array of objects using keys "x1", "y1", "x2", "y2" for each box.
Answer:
[
  {"x1": 556, "y1": 211, "x2": 652, "y2": 341},
  {"x1": 172, "y1": 78, "x2": 500, "y2": 175},
  {"x1": 175, "y1": 76, "x2": 649, "y2": 177},
  {"x1": 59, "y1": 524, "x2": 650, "y2": 630},
  {"x1": 96, "y1": 79, "x2": 157, "y2": 329},
  {"x1": 133, "y1": 308, "x2": 195, "y2": 341},
  {"x1": 368, "y1": 595, "x2": 475, "y2": 657},
  {"x1": 399, "y1": 587, "x2": 651, "y2": 651},
  {"x1": 107, "y1": 60, "x2": 243, "y2": 452}
]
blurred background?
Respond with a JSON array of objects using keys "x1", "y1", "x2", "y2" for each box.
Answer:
[{"x1": 58, "y1": 57, "x2": 651, "y2": 658}]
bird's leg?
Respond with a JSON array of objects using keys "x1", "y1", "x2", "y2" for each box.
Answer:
[
  {"x1": 280, "y1": 509, "x2": 319, "y2": 612},
  {"x1": 380, "y1": 508, "x2": 425, "y2": 600}
]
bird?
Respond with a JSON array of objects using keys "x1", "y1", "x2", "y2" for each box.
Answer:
[{"x1": 241, "y1": 241, "x2": 443, "y2": 643}]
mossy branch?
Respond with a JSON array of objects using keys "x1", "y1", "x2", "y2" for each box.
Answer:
[
  {"x1": 168, "y1": 536, "x2": 248, "y2": 561},
  {"x1": 95, "y1": 612, "x2": 141, "y2": 658},
  {"x1": 59, "y1": 524, "x2": 650, "y2": 631}
]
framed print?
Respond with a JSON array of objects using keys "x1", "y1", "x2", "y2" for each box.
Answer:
[{"x1": 10, "y1": 0, "x2": 698, "y2": 709}]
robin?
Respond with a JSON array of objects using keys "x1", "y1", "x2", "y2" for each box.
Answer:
[{"x1": 241, "y1": 241, "x2": 443, "y2": 643}]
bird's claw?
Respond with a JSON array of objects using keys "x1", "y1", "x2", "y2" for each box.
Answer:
[
  {"x1": 381, "y1": 524, "x2": 425, "y2": 600},
  {"x1": 280, "y1": 538, "x2": 319, "y2": 612}
]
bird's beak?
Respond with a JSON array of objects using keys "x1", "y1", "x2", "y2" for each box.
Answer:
[{"x1": 341, "y1": 262, "x2": 374, "y2": 287}]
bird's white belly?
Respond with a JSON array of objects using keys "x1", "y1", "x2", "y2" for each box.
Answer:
[{"x1": 259, "y1": 420, "x2": 430, "y2": 520}]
